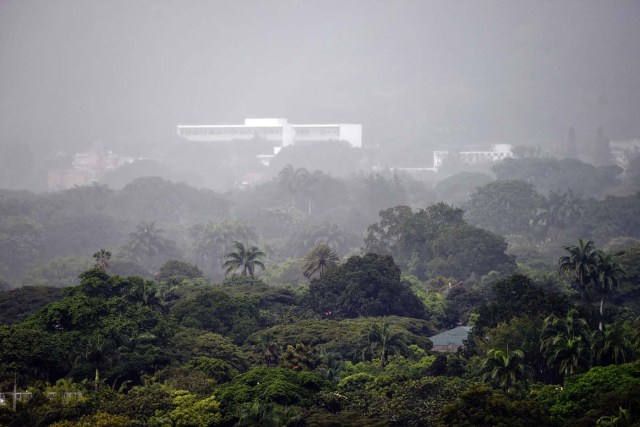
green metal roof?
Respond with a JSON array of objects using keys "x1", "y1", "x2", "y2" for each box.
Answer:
[{"x1": 429, "y1": 326, "x2": 472, "y2": 347}]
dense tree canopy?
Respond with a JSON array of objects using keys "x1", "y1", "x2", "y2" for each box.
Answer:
[
  {"x1": 365, "y1": 203, "x2": 516, "y2": 280},
  {"x1": 306, "y1": 253, "x2": 425, "y2": 319}
]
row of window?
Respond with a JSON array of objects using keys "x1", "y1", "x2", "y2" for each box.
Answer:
[
  {"x1": 178, "y1": 127, "x2": 284, "y2": 137},
  {"x1": 178, "y1": 126, "x2": 341, "y2": 138}
]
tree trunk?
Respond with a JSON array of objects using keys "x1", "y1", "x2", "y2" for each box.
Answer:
[
  {"x1": 95, "y1": 368, "x2": 99, "y2": 393},
  {"x1": 599, "y1": 296, "x2": 604, "y2": 331}
]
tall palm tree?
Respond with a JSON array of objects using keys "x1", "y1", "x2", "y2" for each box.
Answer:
[
  {"x1": 558, "y1": 239, "x2": 599, "y2": 304},
  {"x1": 481, "y1": 348, "x2": 532, "y2": 394},
  {"x1": 82, "y1": 335, "x2": 115, "y2": 393},
  {"x1": 541, "y1": 309, "x2": 592, "y2": 376},
  {"x1": 223, "y1": 241, "x2": 266, "y2": 277},
  {"x1": 361, "y1": 322, "x2": 407, "y2": 369},
  {"x1": 126, "y1": 222, "x2": 167, "y2": 264},
  {"x1": 92, "y1": 249, "x2": 111, "y2": 271},
  {"x1": 594, "y1": 251, "x2": 625, "y2": 331},
  {"x1": 302, "y1": 244, "x2": 339, "y2": 279}
]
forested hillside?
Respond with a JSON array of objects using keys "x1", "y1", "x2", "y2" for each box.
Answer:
[{"x1": 1, "y1": 158, "x2": 640, "y2": 426}]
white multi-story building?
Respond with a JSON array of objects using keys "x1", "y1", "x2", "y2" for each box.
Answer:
[{"x1": 177, "y1": 118, "x2": 362, "y2": 148}]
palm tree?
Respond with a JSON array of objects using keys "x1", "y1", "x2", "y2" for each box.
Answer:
[
  {"x1": 236, "y1": 400, "x2": 301, "y2": 427},
  {"x1": 128, "y1": 278, "x2": 159, "y2": 307},
  {"x1": 593, "y1": 321, "x2": 634, "y2": 366},
  {"x1": 481, "y1": 348, "x2": 532, "y2": 394},
  {"x1": 126, "y1": 222, "x2": 167, "y2": 264},
  {"x1": 191, "y1": 220, "x2": 257, "y2": 277},
  {"x1": 92, "y1": 249, "x2": 111, "y2": 271},
  {"x1": 594, "y1": 251, "x2": 625, "y2": 331},
  {"x1": 302, "y1": 244, "x2": 339, "y2": 279},
  {"x1": 82, "y1": 335, "x2": 115, "y2": 393},
  {"x1": 223, "y1": 241, "x2": 266, "y2": 277},
  {"x1": 361, "y1": 322, "x2": 407, "y2": 369},
  {"x1": 278, "y1": 165, "x2": 309, "y2": 210},
  {"x1": 258, "y1": 335, "x2": 281, "y2": 368},
  {"x1": 558, "y1": 239, "x2": 599, "y2": 304},
  {"x1": 541, "y1": 309, "x2": 592, "y2": 376}
]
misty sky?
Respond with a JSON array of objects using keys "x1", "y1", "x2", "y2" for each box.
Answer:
[{"x1": 1, "y1": 0, "x2": 639, "y2": 154}]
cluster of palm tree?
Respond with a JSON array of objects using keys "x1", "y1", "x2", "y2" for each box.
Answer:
[
  {"x1": 277, "y1": 165, "x2": 325, "y2": 215},
  {"x1": 540, "y1": 309, "x2": 592, "y2": 376},
  {"x1": 558, "y1": 239, "x2": 625, "y2": 330},
  {"x1": 539, "y1": 309, "x2": 637, "y2": 378}
]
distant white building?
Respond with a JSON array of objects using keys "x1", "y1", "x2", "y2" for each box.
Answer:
[
  {"x1": 433, "y1": 144, "x2": 514, "y2": 172},
  {"x1": 177, "y1": 118, "x2": 362, "y2": 148}
]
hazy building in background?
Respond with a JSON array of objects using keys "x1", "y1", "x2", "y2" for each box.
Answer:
[{"x1": 177, "y1": 118, "x2": 362, "y2": 167}]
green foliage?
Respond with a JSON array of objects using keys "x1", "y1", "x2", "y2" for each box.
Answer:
[
  {"x1": 0, "y1": 324, "x2": 73, "y2": 383},
  {"x1": 434, "y1": 172, "x2": 494, "y2": 207},
  {"x1": 156, "y1": 260, "x2": 203, "y2": 283},
  {"x1": 0, "y1": 286, "x2": 64, "y2": 325},
  {"x1": 171, "y1": 330, "x2": 249, "y2": 372},
  {"x1": 438, "y1": 385, "x2": 549, "y2": 427},
  {"x1": 363, "y1": 376, "x2": 472, "y2": 426},
  {"x1": 185, "y1": 356, "x2": 239, "y2": 383},
  {"x1": 305, "y1": 253, "x2": 426, "y2": 319},
  {"x1": 245, "y1": 317, "x2": 433, "y2": 362},
  {"x1": 235, "y1": 399, "x2": 303, "y2": 427},
  {"x1": 467, "y1": 274, "x2": 569, "y2": 356},
  {"x1": 492, "y1": 157, "x2": 620, "y2": 198},
  {"x1": 359, "y1": 321, "x2": 408, "y2": 369},
  {"x1": 167, "y1": 391, "x2": 221, "y2": 427},
  {"x1": 365, "y1": 203, "x2": 516, "y2": 281},
  {"x1": 171, "y1": 288, "x2": 261, "y2": 343},
  {"x1": 0, "y1": 215, "x2": 43, "y2": 280},
  {"x1": 337, "y1": 372, "x2": 376, "y2": 392},
  {"x1": 481, "y1": 348, "x2": 532, "y2": 394},
  {"x1": 540, "y1": 309, "x2": 592, "y2": 377},
  {"x1": 281, "y1": 343, "x2": 320, "y2": 371},
  {"x1": 262, "y1": 258, "x2": 305, "y2": 287},
  {"x1": 215, "y1": 367, "x2": 328, "y2": 417},
  {"x1": 20, "y1": 256, "x2": 93, "y2": 288},
  {"x1": 49, "y1": 412, "x2": 135, "y2": 427},
  {"x1": 465, "y1": 180, "x2": 544, "y2": 236},
  {"x1": 304, "y1": 410, "x2": 387, "y2": 426},
  {"x1": 533, "y1": 362, "x2": 640, "y2": 426}
]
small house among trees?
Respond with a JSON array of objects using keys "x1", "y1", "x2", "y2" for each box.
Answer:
[{"x1": 430, "y1": 326, "x2": 471, "y2": 352}]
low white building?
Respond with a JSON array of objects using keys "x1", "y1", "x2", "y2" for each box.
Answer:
[
  {"x1": 433, "y1": 144, "x2": 514, "y2": 172},
  {"x1": 177, "y1": 118, "x2": 362, "y2": 148}
]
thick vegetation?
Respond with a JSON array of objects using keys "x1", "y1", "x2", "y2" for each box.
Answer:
[{"x1": 2, "y1": 156, "x2": 640, "y2": 426}]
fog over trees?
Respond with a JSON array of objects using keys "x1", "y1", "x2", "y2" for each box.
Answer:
[{"x1": 1, "y1": 1, "x2": 640, "y2": 426}]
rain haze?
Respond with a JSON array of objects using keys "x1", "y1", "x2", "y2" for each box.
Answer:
[
  {"x1": 1, "y1": 0, "x2": 640, "y2": 190},
  {"x1": 4, "y1": 2, "x2": 640, "y2": 421}
]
